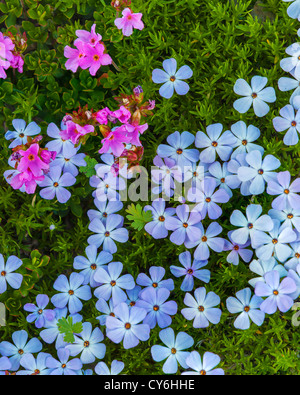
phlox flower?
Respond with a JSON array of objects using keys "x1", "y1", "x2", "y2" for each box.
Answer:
[
  {"x1": 267, "y1": 171, "x2": 300, "y2": 210},
  {"x1": 248, "y1": 258, "x2": 287, "y2": 288},
  {"x1": 0, "y1": 356, "x2": 12, "y2": 375},
  {"x1": 226, "y1": 288, "x2": 265, "y2": 330},
  {"x1": 151, "y1": 156, "x2": 181, "y2": 198},
  {"x1": 157, "y1": 131, "x2": 199, "y2": 169},
  {"x1": 88, "y1": 214, "x2": 129, "y2": 253},
  {"x1": 151, "y1": 328, "x2": 194, "y2": 374},
  {"x1": 269, "y1": 206, "x2": 300, "y2": 232},
  {"x1": 227, "y1": 153, "x2": 251, "y2": 196},
  {"x1": 5, "y1": 119, "x2": 41, "y2": 149},
  {"x1": 170, "y1": 251, "x2": 210, "y2": 291},
  {"x1": 114, "y1": 8, "x2": 144, "y2": 37},
  {"x1": 87, "y1": 199, "x2": 123, "y2": 224},
  {"x1": 287, "y1": 264, "x2": 300, "y2": 299},
  {"x1": 152, "y1": 58, "x2": 193, "y2": 99},
  {"x1": 17, "y1": 353, "x2": 52, "y2": 376},
  {"x1": 96, "y1": 298, "x2": 116, "y2": 326},
  {"x1": 207, "y1": 161, "x2": 234, "y2": 198},
  {"x1": 40, "y1": 308, "x2": 82, "y2": 350},
  {"x1": 183, "y1": 162, "x2": 207, "y2": 191},
  {"x1": 95, "y1": 360, "x2": 124, "y2": 375},
  {"x1": 17, "y1": 143, "x2": 49, "y2": 177},
  {"x1": 73, "y1": 246, "x2": 113, "y2": 287},
  {"x1": 51, "y1": 273, "x2": 92, "y2": 314},
  {"x1": 233, "y1": 76, "x2": 276, "y2": 117},
  {"x1": 106, "y1": 303, "x2": 150, "y2": 349},
  {"x1": 124, "y1": 122, "x2": 148, "y2": 147},
  {"x1": 254, "y1": 219, "x2": 297, "y2": 262},
  {"x1": 99, "y1": 126, "x2": 131, "y2": 157},
  {"x1": 66, "y1": 322, "x2": 106, "y2": 364},
  {"x1": 237, "y1": 150, "x2": 280, "y2": 195},
  {"x1": 285, "y1": 242, "x2": 300, "y2": 270},
  {"x1": 24, "y1": 294, "x2": 55, "y2": 329},
  {"x1": 136, "y1": 266, "x2": 174, "y2": 291},
  {"x1": 136, "y1": 287, "x2": 177, "y2": 329},
  {"x1": 64, "y1": 41, "x2": 87, "y2": 73},
  {"x1": 0, "y1": 330, "x2": 42, "y2": 371},
  {"x1": 182, "y1": 351, "x2": 224, "y2": 376},
  {"x1": 0, "y1": 32, "x2": 14, "y2": 79},
  {"x1": 230, "y1": 121, "x2": 264, "y2": 158},
  {"x1": 195, "y1": 123, "x2": 237, "y2": 163},
  {"x1": 273, "y1": 104, "x2": 300, "y2": 145},
  {"x1": 60, "y1": 121, "x2": 94, "y2": 145},
  {"x1": 94, "y1": 261, "x2": 135, "y2": 305},
  {"x1": 255, "y1": 270, "x2": 296, "y2": 314},
  {"x1": 51, "y1": 150, "x2": 86, "y2": 177},
  {"x1": 282, "y1": 0, "x2": 300, "y2": 20},
  {"x1": 38, "y1": 166, "x2": 76, "y2": 204},
  {"x1": 278, "y1": 71, "x2": 300, "y2": 104},
  {"x1": 80, "y1": 43, "x2": 112, "y2": 76},
  {"x1": 46, "y1": 122, "x2": 77, "y2": 157},
  {"x1": 144, "y1": 198, "x2": 176, "y2": 239},
  {"x1": 164, "y1": 204, "x2": 202, "y2": 246},
  {"x1": 224, "y1": 231, "x2": 253, "y2": 266},
  {"x1": 0, "y1": 254, "x2": 23, "y2": 294},
  {"x1": 181, "y1": 287, "x2": 221, "y2": 328},
  {"x1": 230, "y1": 204, "x2": 274, "y2": 247},
  {"x1": 75, "y1": 24, "x2": 102, "y2": 47},
  {"x1": 188, "y1": 177, "x2": 230, "y2": 220},
  {"x1": 185, "y1": 222, "x2": 224, "y2": 261},
  {"x1": 90, "y1": 171, "x2": 126, "y2": 202},
  {"x1": 46, "y1": 348, "x2": 82, "y2": 376}
]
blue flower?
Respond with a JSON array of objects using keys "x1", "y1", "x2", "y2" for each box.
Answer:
[
  {"x1": 278, "y1": 72, "x2": 300, "y2": 104},
  {"x1": 51, "y1": 150, "x2": 86, "y2": 177},
  {"x1": 17, "y1": 352, "x2": 52, "y2": 376},
  {"x1": 94, "y1": 261, "x2": 135, "y2": 305},
  {"x1": 255, "y1": 270, "x2": 296, "y2": 314},
  {"x1": 0, "y1": 357, "x2": 12, "y2": 375},
  {"x1": 144, "y1": 198, "x2": 176, "y2": 239},
  {"x1": 230, "y1": 121, "x2": 264, "y2": 158},
  {"x1": 66, "y1": 322, "x2": 106, "y2": 364},
  {"x1": 181, "y1": 287, "x2": 221, "y2": 328},
  {"x1": 40, "y1": 308, "x2": 82, "y2": 350},
  {"x1": 226, "y1": 288, "x2": 265, "y2": 330},
  {"x1": 170, "y1": 251, "x2": 210, "y2": 291},
  {"x1": 233, "y1": 76, "x2": 276, "y2": 117},
  {"x1": 90, "y1": 171, "x2": 126, "y2": 202},
  {"x1": 87, "y1": 199, "x2": 123, "y2": 224},
  {"x1": 254, "y1": 219, "x2": 297, "y2": 262},
  {"x1": 224, "y1": 231, "x2": 253, "y2": 266},
  {"x1": 269, "y1": 206, "x2": 300, "y2": 233},
  {"x1": 38, "y1": 166, "x2": 76, "y2": 204},
  {"x1": 151, "y1": 156, "x2": 182, "y2": 198},
  {"x1": 230, "y1": 204, "x2": 274, "y2": 247},
  {"x1": 88, "y1": 214, "x2": 129, "y2": 253},
  {"x1": 287, "y1": 264, "x2": 300, "y2": 300},
  {"x1": 106, "y1": 303, "x2": 150, "y2": 349},
  {"x1": 237, "y1": 150, "x2": 281, "y2": 195},
  {"x1": 51, "y1": 273, "x2": 92, "y2": 314},
  {"x1": 5, "y1": 119, "x2": 40, "y2": 149},
  {"x1": 46, "y1": 348, "x2": 82, "y2": 375},
  {"x1": 151, "y1": 328, "x2": 194, "y2": 374},
  {"x1": 273, "y1": 104, "x2": 300, "y2": 146},
  {"x1": 282, "y1": 0, "x2": 300, "y2": 19},
  {"x1": 24, "y1": 294, "x2": 55, "y2": 329},
  {"x1": 157, "y1": 131, "x2": 199, "y2": 169},
  {"x1": 126, "y1": 285, "x2": 142, "y2": 308},
  {"x1": 227, "y1": 153, "x2": 252, "y2": 196},
  {"x1": 96, "y1": 298, "x2": 116, "y2": 326},
  {"x1": 136, "y1": 287, "x2": 177, "y2": 329},
  {"x1": 207, "y1": 161, "x2": 234, "y2": 198},
  {"x1": 182, "y1": 351, "x2": 224, "y2": 375},
  {"x1": 95, "y1": 360, "x2": 125, "y2": 375},
  {"x1": 0, "y1": 254, "x2": 23, "y2": 294},
  {"x1": 285, "y1": 242, "x2": 300, "y2": 270},
  {"x1": 248, "y1": 258, "x2": 287, "y2": 288},
  {"x1": 73, "y1": 246, "x2": 113, "y2": 287},
  {"x1": 267, "y1": 171, "x2": 300, "y2": 210},
  {"x1": 0, "y1": 330, "x2": 42, "y2": 371},
  {"x1": 280, "y1": 43, "x2": 300, "y2": 79},
  {"x1": 195, "y1": 123, "x2": 237, "y2": 163},
  {"x1": 136, "y1": 266, "x2": 174, "y2": 291},
  {"x1": 152, "y1": 58, "x2": 193, "y2": 99}
]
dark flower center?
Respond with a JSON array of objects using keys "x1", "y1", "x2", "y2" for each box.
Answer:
[
  {"x1": 252, "y1": 92, "x2": 257, "y2": 99},
  {"x1": 202, "y1": 236, "x2": 207, "y2": 242},
  {"x1": 153, "y1": 305, "x2": 159, "y2": 311},
  {"x1": 176, "y1": 148, "x2": 183, "y2": 155},
  {"x1": 258, "y1": 169, "x2": 264, "y2": 175},
  {"x1": 105, "y1": 231, "x2": 110, "y2": 237},
  {"x1": 198, "y1": 306, "x2": 205, "y2": 312},
  {"x1": 130, "y1": 301, "x2": 136, "y2": 306},
  {"x1": 233, "y1": 245, "x2": 239, "y2": 251},
  {"x1": 272, "y1": 239, "x2": 278, "y2": 244},
  {"x1": 200, "y1": 370, "x2": 207, "y2": 375},
  {"x1": 205, "y1": 197, "x2": 211, "y2": 203},
  {"x1": 291, "y1": 121, "x2": 297, "y2": 127},
  {"x1": 187, "y1": 269, "x2": 193, "y2": 274},
  {"x1": 102, "y1": 212, "x2": 108, "y2": 218},
  {"x1": 38, "y1": 309, "x2": 43, "y2": 315},
  {"x1": 159, "y1": 216, "x2": 165, "y2": 222},
  {"x1": 1, "y1": 271, "x2": 6, "y2": 276},
  {"x1": 284, "y1": 189, "x2": 290, "y2": 194},
  {"x1": 125, "y1": 322, "x2": 131, "y2": 330},
  {"x1": 273, "y1": 290, "x2": 279, "y2": 296},
  {"x1": 244, "y1": 306, "x2": 250, "y2": 313},
  {"x1": 19, "y1": 133, "x2": 25, "y2": 138},
  {"x1": 171, "y1": 348, "x2": 177, "y2": 354},
  {"x1": 93, "y1": 55, "x2": 100, "y2": 61},
  {"x1": 220, "y1": 178, "x2": 225, "y2": 183},
  {"x1": 170, "y1": 76, "x2": 176, "y2": 82},
  {"x1": 242, "y1": 139, "x2": 247, "y2": 146},
  {"x1": 183, "y1": 223, "x2": 189, "y2": 228},
  {"x1": 248, "y1": 223, "x2": 253, "y2": 229},
  {"x1": 212, "y1": 141, "x2": 218, "y2": 147},
  {"x1": 18, "y1": 349, "x2": 24, "y2": 355},
  {"x1": 68, "y1": 290, "x2": 74, "y2": 295},
  {"x1": 110, "y1": 280, "x2": 116, "y2": 287},
  {"x1": 53, "y1": 182, "x2": 59, "y2": 188},
  {"x1": 287, "y1": 213, "x2": 294, "y2": 219},
  {"x1": 152, "y1": 282, "x2": 158, "y2": 288},
  {"x1": 28, "y1": 154, "x2": 35, "y2": 161},
  {"x1": 90, "y1": 264, "x2": 97, "y2": 270},
  {"x1": 84, "y1": 341, "x2": 90, "y2": 348}
]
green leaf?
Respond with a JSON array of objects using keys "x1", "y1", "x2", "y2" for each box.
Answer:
[
  {"x1": 125, "y1": 204, "x2": 153, "y2": 231},
  {"x1": 57, "y1": 317, "x2": 83, "y2": 344}
]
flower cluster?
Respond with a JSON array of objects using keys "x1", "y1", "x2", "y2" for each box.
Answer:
[{"x1": 0, "y1": 31, "x2": 26, "y2": 79}]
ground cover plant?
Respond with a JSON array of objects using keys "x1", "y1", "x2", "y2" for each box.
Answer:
[{"x1": 1, "y1": 0, "x2": 300, "y2": 376}]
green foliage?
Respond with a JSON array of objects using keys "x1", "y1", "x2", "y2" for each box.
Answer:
[
  {"x1": 1, "y1": 0, "x2": 300, "y2": 376},
  {"x1": 57, "y1": 317, "x2": 83, "y2": 343}
]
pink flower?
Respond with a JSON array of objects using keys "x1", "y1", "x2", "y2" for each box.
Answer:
[
  {"x1": 80, "y1": 43, "x2": 112, "y2": 76},
  {"x1": 114, "y1": 8, "x2": 144, "y2": 37},
  {"x1": 10, "y1": 54, "x2": 24, "y2": 73},
  {"x1": 112, "y1": 106, "x2": 131, "y2": 123},
  {"x1": 17, "y1": 144, "x2": 50, "y2": 177},
  {"x1": 60, "y1": 121, "x2": 94, "y2": 145},
  {"x1": 126, "y1": 123, "x2": 148, "y2": 146},
  {"x1": 95, "y1": 107, "x2": 113, "y2": 125},
  {"x1": 64, "y1": 41, "x2": 87, "y2": 73},
  {"x1": 0, "y1": 33, "x2": 14, "y2": 79},
  {"x1": 99, "y1": 126, "x2": 131, "y2": 157},
  {"x1": 74, "y1": 24, "x2": 102, "y2": 47}
]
